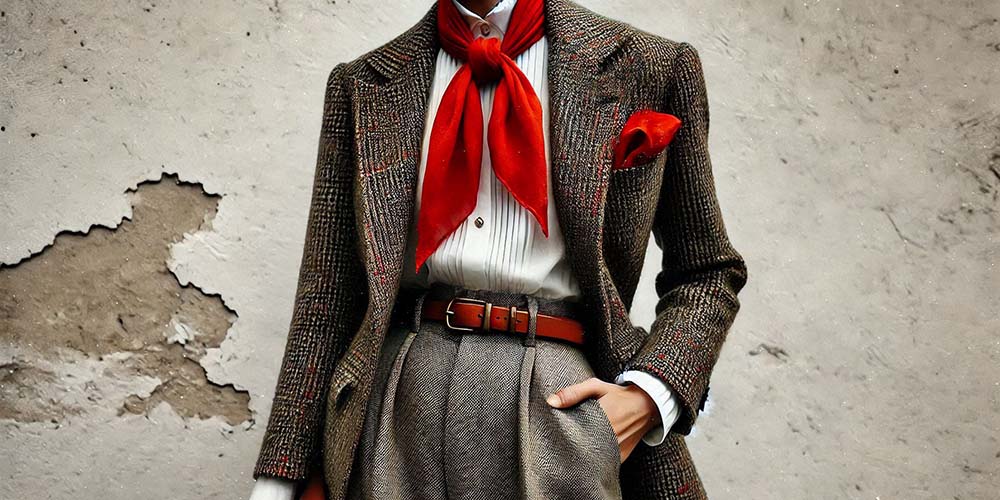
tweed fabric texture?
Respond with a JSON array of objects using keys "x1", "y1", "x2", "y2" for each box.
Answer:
[
  {"x1": 254, "y1": 0, "x2": 747, "y2": 498},
  {"x1": 251, "y1": 59, "x2": 370, "y2": 481},
  {"x1": 346, "y1": 292, "x2": 621, "y2": 500}
]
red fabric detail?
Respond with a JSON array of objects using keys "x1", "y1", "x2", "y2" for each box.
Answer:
[
  {"x1": 298, "y1": 472, "x2": 326, "y2": 500},
  {"x1": 612, "y1": 109, "x2": 682, "y2": 170},
  {"x1": 416, "y1": 0, "x2": 548, "y2": 273},
  {"x1": 467, "y1": 37, "x2": 504, "y2": 83}
]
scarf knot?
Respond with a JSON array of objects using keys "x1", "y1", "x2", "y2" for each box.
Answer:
[{"x1": 467, "y1": 37, "x2": 504, "y2": 84}]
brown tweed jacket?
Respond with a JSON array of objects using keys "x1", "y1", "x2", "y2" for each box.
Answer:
[{"x1": 254, "y1": 1, "x2": 748, "y2": 499}]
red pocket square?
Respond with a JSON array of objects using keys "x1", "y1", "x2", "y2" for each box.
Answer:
[{"x1": 612, "y1": 109, "x2": 682, "y2": 170}]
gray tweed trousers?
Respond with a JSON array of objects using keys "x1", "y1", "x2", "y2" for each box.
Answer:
[{"x1": 344, "y1": 285, "x2": 623, "y2": 500}]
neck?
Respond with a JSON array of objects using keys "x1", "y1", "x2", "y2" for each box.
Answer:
[{"x1": 457, "y1": 0, "x2": 501, "y2": 18}]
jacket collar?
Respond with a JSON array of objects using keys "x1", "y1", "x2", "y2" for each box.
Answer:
[{"x1": 363, "y1": 0, "x2": 632, "y2": 84}]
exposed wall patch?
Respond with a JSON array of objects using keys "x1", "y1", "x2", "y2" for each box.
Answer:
[{"x1": 0, "y1": 173, "x2": 251, "y2": 425}]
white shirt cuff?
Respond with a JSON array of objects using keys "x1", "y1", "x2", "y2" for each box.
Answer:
[
  {"x1": 250, "y1": 477, "x2": 297, "y2": 500},
  {"x1": 615, "y1": 369, "x2": 680, "y2": 446}
]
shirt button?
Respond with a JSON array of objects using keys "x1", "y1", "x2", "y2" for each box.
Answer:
[
  {"x1": 474, "y1": 216, "x2": 485, "y2": 228},
  {"x1": 479, "y1": 23, "x2": 491, "y2": 36}
]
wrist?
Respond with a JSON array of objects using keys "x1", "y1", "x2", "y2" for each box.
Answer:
[
  {"x1": 616, "y1": 369, "x2": 680, "y2": 446},
  {"x1": 622, "y1": 383, "x2": 660, "y2": 431}
]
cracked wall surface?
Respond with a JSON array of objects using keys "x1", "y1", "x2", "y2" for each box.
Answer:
[
  {"x1": 2, "y1": 174, "x2": 249, "y2": 425},
  {"x1": 1, "y1": 1, "x2": 997, "y2": 499}
]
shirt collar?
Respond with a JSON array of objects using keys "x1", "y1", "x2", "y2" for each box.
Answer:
[{"x1": 451, "y1": 0, "x2": 517, "y2": 38}]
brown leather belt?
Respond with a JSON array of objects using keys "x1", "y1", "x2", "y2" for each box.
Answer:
[{"x1": 421, "y1": 296, "x2": 586, "y2": 346}]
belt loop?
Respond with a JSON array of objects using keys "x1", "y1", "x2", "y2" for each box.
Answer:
[
  {"x1": 522, "y1": 294, "x2": 539, "y2": 347},
  {"x1": 411, "y1": 288, "x2": 430, "y2": 333}
]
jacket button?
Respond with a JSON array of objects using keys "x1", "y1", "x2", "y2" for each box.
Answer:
[{"x1": 474, "y1": 216, "x2": 484, "y2": 228}]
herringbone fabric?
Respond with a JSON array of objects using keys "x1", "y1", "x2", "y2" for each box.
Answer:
[
  {"x1": 346, "y1": 290, "x2": 622, "y2": 500},
  {"x1": 253, "y1": 1, "x2": 747, "y2": 498}
]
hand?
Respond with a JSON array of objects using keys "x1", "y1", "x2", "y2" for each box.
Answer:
[
  {"x1": 248, "y1": 477, "x2": 296, "y2": 500},
  {"x1": 546, "y1": 377, "x2": 661, "y2": 463}
]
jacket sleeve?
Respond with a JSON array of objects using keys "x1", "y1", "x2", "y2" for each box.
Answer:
[
  {"x1": 622, "y1": 42, "x2": 749, "y2": 436},
  {"x1": 254, "y1": 62, "x2": 369, "y2": 480}
]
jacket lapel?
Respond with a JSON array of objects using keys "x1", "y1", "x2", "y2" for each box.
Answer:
[
  {"x1": 349, "y1": 5, "x2": 440, "y2": 317},
  {"x1": 545, "y1": 0, "x2": 632, "y2": 288},
  {"x1": 545, "y1": 0, "x2": 637, "y2": 375}
]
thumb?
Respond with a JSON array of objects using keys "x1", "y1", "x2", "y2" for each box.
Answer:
[{"x1": 546, "y1": 377, "x2": 612, "y2": 408}]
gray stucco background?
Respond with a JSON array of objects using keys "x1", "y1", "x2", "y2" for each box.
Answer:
[{"x1": 1, "y1": 0, "x2": 997, "y2": 498}]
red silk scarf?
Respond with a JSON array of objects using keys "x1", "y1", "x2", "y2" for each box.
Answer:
[{"x1": 414, "y1": 0, "x2": 548, "y2": 272}]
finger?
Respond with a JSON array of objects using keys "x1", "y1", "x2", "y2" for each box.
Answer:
[{"x1": 546, "y1": 377, "x2": 612, "y2": 407}]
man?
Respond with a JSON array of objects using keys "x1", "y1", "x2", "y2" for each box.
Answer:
[{"x1": 249, "y1": 0, "x2": 748, "y2": 499}]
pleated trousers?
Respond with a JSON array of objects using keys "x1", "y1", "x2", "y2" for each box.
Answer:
[{"x1": 344, "y1": 284, "x2": 623, "y2": 500}]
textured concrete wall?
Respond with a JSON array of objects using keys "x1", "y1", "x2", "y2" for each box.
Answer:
[{"x1": 1, "y1": 1, "x2": 997, "y2": 499}]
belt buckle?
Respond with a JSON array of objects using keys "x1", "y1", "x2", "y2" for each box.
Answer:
[{"x1": 444, "y1": 296, "x2": 491, "y2": 332}]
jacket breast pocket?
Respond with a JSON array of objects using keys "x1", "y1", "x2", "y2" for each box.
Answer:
[
  {"x1": 603, "y1": 157, "x2": 666, "y2": 255},
  {"x1": 607, "y1": 152, "x2": 666, "y2": 204}
]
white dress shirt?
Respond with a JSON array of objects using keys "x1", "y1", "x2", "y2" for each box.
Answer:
[{"x1": 250, "y1": 1, "x2": 678, "y2": 498}]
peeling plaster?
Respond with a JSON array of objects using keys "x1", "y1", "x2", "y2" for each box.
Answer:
[{"x1": 1, "y1": 173, "x2": 251, "y2": 425}]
